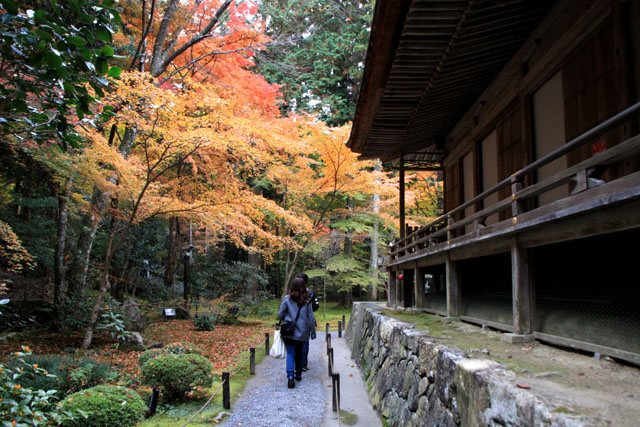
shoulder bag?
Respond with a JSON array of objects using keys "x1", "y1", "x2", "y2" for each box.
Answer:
[{"x1": 280, "y1": 303, "x2": 302, "y2": 337}]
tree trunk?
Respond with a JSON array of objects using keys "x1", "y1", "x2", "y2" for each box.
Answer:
[
  {"x1": 67, "y1": 187, "x2": 108, "y2": 299},
  {"x1": 81, "y1": 230, "x2": 116, "y2": 350},
  {"x1": 164, "y1": 216, "x2": 180, "y2": 288},
  {"x1": 282, "y1": 249, "x2": 301, "y2": 298},
  {"x1": 342, "y1": 197, "x2": 354, "y2": 308},
  {"x1": 68, "y1": 126, "x2": 136, "y2": 299},
  {"x1": 81, "y1": 128, "x2": 138, "y2": 349},
  {"x1": 54, "y1": 180, "x2": 71, "y2": 307},
  {"x1": 369, "y1": 161, "x2": 381, "y2": 300}
]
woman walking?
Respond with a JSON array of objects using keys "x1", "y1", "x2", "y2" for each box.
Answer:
[{"x1": 278, "y1": 277, "x2": 316, "y2": 388}]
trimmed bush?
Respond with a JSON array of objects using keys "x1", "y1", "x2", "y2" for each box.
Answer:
[
  {"x1": 193, "y1": 313, "x2": 218, "y2": 331},
  {"x1": 138, "y1": 348, "x2": 165, "y2": 368},
  {"x1": 141, "y1": 353, "x2": 213, "y2": 399},
  {"x1": 59, "y1": 385, "x2": 145, "y2": 427},
  {"x1": 138, "y1": 342, "x2": 203, "y2": 368}
]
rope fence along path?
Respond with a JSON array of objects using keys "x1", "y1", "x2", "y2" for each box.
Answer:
[{"x1": 181, "y1": 358, "x2": 246, "y2": 427}]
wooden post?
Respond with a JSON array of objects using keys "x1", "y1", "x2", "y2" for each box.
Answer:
[
  {"x1": 332, "y1": 373, "x2": 340, "y2": 412},
  {"x1": 388, "y1": 270, "x2": 397, "y2": 307},
  {"x1": 265, "y1": 332, "x2": 269, "y2": 356},
  {"x1": 511, "y1": 238, "x2": 533, "y2": 335},
  {"x1": 148, "y1": 386, "x2": 159, "y2": 416},
  {"x1": 222, "y1": 372, "x2": 230, "y2": 409},
  {"x1": 446, "y1": 254, "x2": 461, "y2": 318},
  {"x1": 415, "y1": 265, "x2": 425, "y2": 309},
  {"x1": 328, "y1": 348, "x2": 334, "y2": 377},
  {"x1": 327, "y1": 333, "x2": 331, "y2": 355},
  {"x1": 325, "y1": 323, "x2": 330, "y2": 339},
  {"x1": 338, "y1": 321, "x2": 342, "y2": 338},
  {"x1": 446, "y1": 214, "x2": 454, "y2": 243},
  {"x1": 510, "y1": 176, "x2": 526, "y2": 218},
  {"x1": 342, "y1": 315, "x2": 346, "y2": 329},
  {"x1": 249, "y1": 348, "x2": 255, "y2": 375}
]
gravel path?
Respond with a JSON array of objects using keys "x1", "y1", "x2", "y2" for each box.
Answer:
[{"x1": 221, "y1": 333, "x2": 328, "y2": 427}]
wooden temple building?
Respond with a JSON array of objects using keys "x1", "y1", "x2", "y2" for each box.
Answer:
[{"x1": 347, "y1": 0, "x2": 640, "y2": 364}]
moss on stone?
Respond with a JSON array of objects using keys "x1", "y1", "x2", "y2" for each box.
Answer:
[
  {"x1": 339, "y1": 410, "x2": 359, "y2": 425},
  {"x1": 381, "y1": 309, "x2": 574, "y2": 377},
  {"x1": 552, "y1": 406, "x2": 579, "y2": 415}
]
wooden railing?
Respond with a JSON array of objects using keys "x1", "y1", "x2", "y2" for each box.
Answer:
[{"x1": 391, "y1": 100, "x2": 640, "y2": 261}]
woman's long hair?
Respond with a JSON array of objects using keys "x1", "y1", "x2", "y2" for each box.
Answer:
[{"x1": 289, "y1": 277, "x2": 310, "y2": 307}]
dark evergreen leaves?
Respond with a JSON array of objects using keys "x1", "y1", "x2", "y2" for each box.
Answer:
[
  {"x1": 0, "y1": 0, "x2": 121, "y2": 149},
  {"x1": 253, "y1": 0, "x2": 373, "y2": 126}
]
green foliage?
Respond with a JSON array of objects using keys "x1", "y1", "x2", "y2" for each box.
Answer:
[
  {"x1": 0, "y1": 0, "x2": 121, "y2": 148},
  {"x1": 0, "y1": 347, "x2": 71, "y2": 426},
  {"x1": 59, "y1": 385, "x2": 145, "y2": 427},
  {"x1": 138, "y1": 342, "x2": 203, "y2": 368},
  {"x1": 192, "y1": 259, "x2": 269, "y2": 315},
  {"x1": 0, "y1": 297, "x2": 37, "y2": 330},
  {"x1": 66, "y1": 362, "x2": 118, "y2": 394},
  {"x1": 193, "y1": 313, "x2": 218, "y2": 331},
  {"x1": 10, "y1": 355, "x2": 117, "y2": 398},
  {"x1": 308, "y1": 254, "x2": 383, "y2": 293},
  {"x1": 56, "y1": 296, "x2": 93, "y2": 334},
  {"x1": 96, "y1": 307, "x2": 131, "y2": 343},
  {"x1": 163, "y1": 342, "x2": 203, "y2": 356},
  {"x1": 137, "y1": 349, "x2": 165, "y2": 368},
  {"x1": 254, "y1": 0, "x2": 373, "y2": 126},
  {"x1": 140, "y1": 354, "x2": 213, "y2": 400}
]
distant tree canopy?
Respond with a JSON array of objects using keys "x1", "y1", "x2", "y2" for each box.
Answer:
[{"x1": 253, "y1": 0, "x2": 373, "y2": 126}]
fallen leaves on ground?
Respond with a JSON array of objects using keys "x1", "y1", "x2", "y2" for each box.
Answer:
[{"x1": 0, "y1": 318, "x2": 271, "y2": 388}]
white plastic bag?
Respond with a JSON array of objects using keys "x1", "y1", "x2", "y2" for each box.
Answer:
[{"x1": 270, "y1": 329, "x2": 286, "y2": 358}]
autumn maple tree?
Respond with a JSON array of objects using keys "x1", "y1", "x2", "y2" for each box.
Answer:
[{"x1": 0, "y1": 0, "x2": 445, "y2": 356}]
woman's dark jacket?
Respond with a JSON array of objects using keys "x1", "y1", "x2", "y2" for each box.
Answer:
[{"x1": 278, "y1": 295, "x2": 317, "y2": 341}]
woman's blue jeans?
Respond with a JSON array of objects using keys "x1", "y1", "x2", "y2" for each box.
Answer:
[{"x1": 282, "y1": 338, "x2": 304, "y2": 379}]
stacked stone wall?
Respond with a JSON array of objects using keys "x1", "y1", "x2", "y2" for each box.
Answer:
[{"x1": 346, "y1": 302, "x2": 588, "y2": 426}]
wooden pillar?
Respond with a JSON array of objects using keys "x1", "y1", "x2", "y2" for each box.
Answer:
[
  {"x1": 511, "y1": 238, "x2": 533, "y2": 335},
  {"x1": 446, "y1": 254, "x2": 460, "y2": 318},
  {"x1": 414, "y1": 265, "x2": 425, "y2": 309},
  {"x1": 388, "y1": 270, "x2": 397, "y2": 307},
  {"x1": 399, "y1": 153, "x2": 406, "y2": 241}
]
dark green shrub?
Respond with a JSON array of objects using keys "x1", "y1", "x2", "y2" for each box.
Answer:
[
  {"x1": 59, "y1": 385, "x2": 145, "y2": 427},
  {"x1": 193, "y1": 313, "x2": 218, "y2": 331},
  {"x1": 137, "y1": 342, "x2": 203, "y2": 368},
  {"x1": 141, "y1": 353, "x2": 213, "y2": 399},
  {"x1": 191, "y1": 259, "x2": 269, "y2": 314},
  {"x1": 138, "y1": 348, "x2": 165, "y2": 367},
  {"x1": 11, "y1": 355, "x2": 116, "y2": 397},
  {"x1": 56, "y1": 296, "x2": 93, "y2": 334}
]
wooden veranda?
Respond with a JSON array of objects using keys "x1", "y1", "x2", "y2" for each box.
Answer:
[{"x1": 348, "y1": 0, "x2": 640, "y2": 364}]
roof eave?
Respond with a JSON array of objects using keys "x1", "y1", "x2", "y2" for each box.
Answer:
[{"x1": 346, "y1": 0, "x2": 413, "y2": 157}]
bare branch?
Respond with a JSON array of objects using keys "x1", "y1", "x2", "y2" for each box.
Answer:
[{"x1": 151, "y1": 0, "x2": 234, "y2": 77}]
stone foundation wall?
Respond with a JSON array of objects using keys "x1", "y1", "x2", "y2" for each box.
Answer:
[{"x1": 346, "y1": 302, "x2": 587, "y2": 426}]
